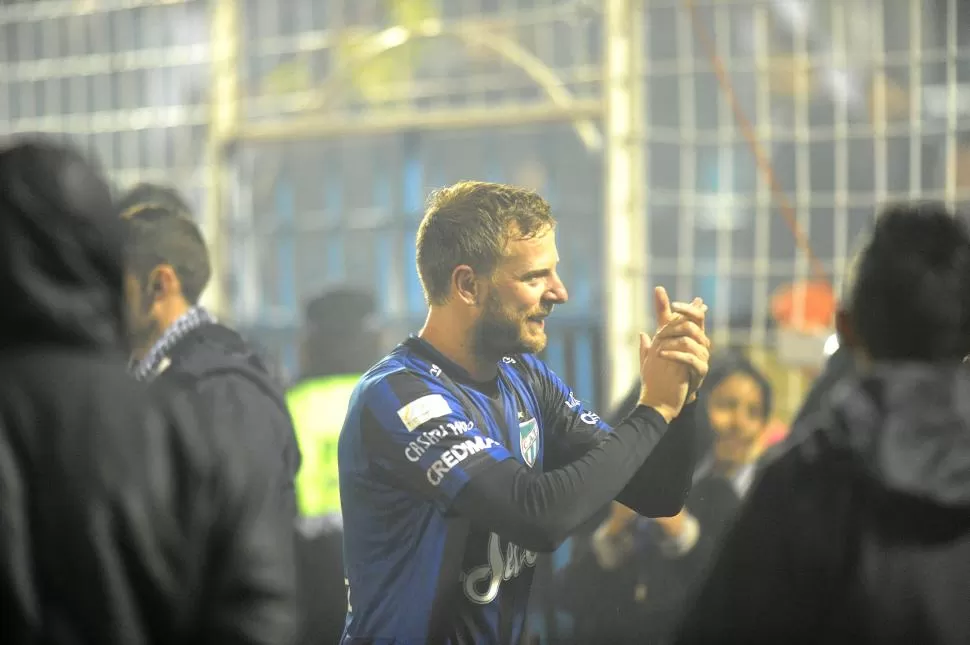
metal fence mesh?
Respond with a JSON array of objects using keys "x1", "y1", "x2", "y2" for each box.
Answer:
[{"x1": 2, "y1": 0, "x2": 969, "y2": 414}]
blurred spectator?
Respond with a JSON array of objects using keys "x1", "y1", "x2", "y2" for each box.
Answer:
[
  {"x1": 676, "y1": 202, "x2": 970, "y2": 644},
  {"x1": 573, "y1": 352, "x2": 772, "y2": 643},
  {"x1": 116, "y1": 181, "x2": 194, "y2": 220},
  {"x1": 0, "y1": 137, "x2": 298, "y2": 644},
  {"x1": 775, "y1": 225, "x2": 873, "y2": 454},
  {"x1": 120, "y1": 189, "x2": 302, "y2": 518},
  {"x1": 286, "y1": 287, "x2": 381, "y2": 644}
]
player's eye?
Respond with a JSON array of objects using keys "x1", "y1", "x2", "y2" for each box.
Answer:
[{"x1": 522, "y1": 270, "x2": 550, "y2": 284}]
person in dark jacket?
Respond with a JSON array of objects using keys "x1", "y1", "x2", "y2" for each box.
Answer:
[
  {"x1": 781, "y1": 344, "x2": 854, "y2": 447},
  {"x1": 120, "y1": 188, "x2": 301, "y2": 517},
  {"x1": 675, "y1": 201, "x2": 970, "y2": 645},
  {"x1": 0, "y1": 137, "x2": 298, "y2": 644}
]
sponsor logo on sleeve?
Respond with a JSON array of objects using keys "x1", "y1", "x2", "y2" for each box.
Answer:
[
  {"x1": 404, "y1": 420, "x2": 474, "y2": 462},
  {"x1": 580, "y1": 410, "x2": 601, "y2": 425},
  {"x1": 396, "y1": 393, "x2": 452, "y2": 432},
  {"x1": 565, "y1": 391, "x2": 581, "y2": 409},
  {"x1": 426, "y1": 435, "x2": 499, "y2": 486}
]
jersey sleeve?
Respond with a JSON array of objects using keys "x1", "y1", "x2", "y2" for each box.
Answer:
[
  {"x1": 359, "y1": 369, "x2": 513, "y2": 511},
  {"x1": 521, "y1": 355, "x2": 697, "y2": 516},
  {"x1": 519, "y1": 355, "x2": 614, "y2": 468}
]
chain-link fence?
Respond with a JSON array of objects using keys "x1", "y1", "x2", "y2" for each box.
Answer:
[
  {"x1": 2, "y1": 0, "x2": 969, "y2": 416},
  {"x1": 228, "y1": 0, "x2": 609, "y2": 399}
]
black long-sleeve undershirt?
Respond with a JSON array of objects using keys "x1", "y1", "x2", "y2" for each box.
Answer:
[
  {"x1": 451, "y1": 405, "x2": 673, "y2": 553},
  {"x1": 615, "y1": 403, "x2": 698, "y2": 516}
]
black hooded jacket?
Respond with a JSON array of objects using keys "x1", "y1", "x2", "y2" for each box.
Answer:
[
  {"x1": 146, "y1": 321, "x2": 303, "y2": 519},
  {"x1": 0, "y1": 140, "x2": 298, "y2": 645},
  {"x1": 675, "y1": 364, "x2": 970, "y2": 645}
]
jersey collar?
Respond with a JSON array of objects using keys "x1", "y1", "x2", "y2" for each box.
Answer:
[{"x1": 403, "y1": 335, "x2": 504, "y2": 390}]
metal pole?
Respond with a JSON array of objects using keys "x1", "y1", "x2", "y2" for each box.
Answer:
[
  {"x1": 603, "y1": 0, "x2": 647, "y2": 409},
  {"x1": 234, "y1": 100, "x2": 603, "y2": 143},
  {"x1": 202, "y1": 0, "x2": 241, "y2": 319}
]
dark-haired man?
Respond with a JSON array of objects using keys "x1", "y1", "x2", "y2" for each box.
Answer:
[
  {"x1": 676, "y1": 202, "x2": 970, "y2": 645},
  {"x1": 339, "y1": 181, "x2": 711, "y2": 643},
  {"x1": 121, "y1": 189, "x2": 301, "y2": 517}
]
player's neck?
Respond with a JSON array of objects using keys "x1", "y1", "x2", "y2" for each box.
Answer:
[{"x1": 418, "y1": 310, "x2": 499, "y2": 382}]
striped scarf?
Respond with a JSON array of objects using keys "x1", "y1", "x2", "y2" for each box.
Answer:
[{"x1": 130, "y1": 306, "x2": 216, "y2": 382}]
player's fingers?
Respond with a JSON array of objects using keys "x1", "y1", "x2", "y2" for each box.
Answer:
[
  {"x1": 654, "y1": 286, "x2": 673, "y2": 327},
  {"x1": 654, "y1": 319, "x2": 707, "y2": 347},
  {"x1": 664, "y1": 318, "x2": 712, "y2": 350},
  {"x1": 657, "y1": 350, "x2": 708, "y2": 377},
  {"x1": 655, "y1": 335, "x2": 708, "y2": 362},
  {"x1": 639, "y1": 331, "x2": 652, "y2": 365},
  {"x1": 669, "y1": 300, "x2": 707, "y2": 330},
  {"x1": 655, "y1": 334, "x2": 710, "y2": 388}
]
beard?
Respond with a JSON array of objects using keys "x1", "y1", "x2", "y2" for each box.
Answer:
[{"x1": 473, "y1": 291, "x2": 551, "y2": 361}]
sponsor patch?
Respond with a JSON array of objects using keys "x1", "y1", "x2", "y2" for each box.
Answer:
[{"x1": 396, "y1": 393, "x2": 452, "y2": 432}]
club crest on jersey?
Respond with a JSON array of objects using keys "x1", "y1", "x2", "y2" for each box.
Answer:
[{"x1": 519, "y1": 418, "x2": 539, "y2": 468}]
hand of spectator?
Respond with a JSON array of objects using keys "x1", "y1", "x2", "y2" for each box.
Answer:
[
  {"x1": 654, "y1": 508, "x2": 689, "y2": 537},
  {"x1": 655, "y1": 508, "x2": 701, "y2": 558},
  {"x1": 591, "y1": 521, "x2": 635, "y2": 571}
]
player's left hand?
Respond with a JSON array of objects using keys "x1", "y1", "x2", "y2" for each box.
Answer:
[{"x1": 653, "y1": 287, "x2": 711, "y2": 403}]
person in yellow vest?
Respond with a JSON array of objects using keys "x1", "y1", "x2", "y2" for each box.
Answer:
[{"x1": 287, "y1": 287, "x2": 381, "y2": 645}]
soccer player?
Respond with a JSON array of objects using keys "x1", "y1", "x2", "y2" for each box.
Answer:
[{"x1": 339, "y1": 181, "x2": 712, "y2": 643}]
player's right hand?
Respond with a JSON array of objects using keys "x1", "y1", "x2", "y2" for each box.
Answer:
[{"x1": 638, "y1": 287, "x2": 710, "y2": 422}]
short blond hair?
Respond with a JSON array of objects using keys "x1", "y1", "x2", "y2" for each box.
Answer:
[{"x1": 415, "y1": 181, "x2": 555, "y2": 304}]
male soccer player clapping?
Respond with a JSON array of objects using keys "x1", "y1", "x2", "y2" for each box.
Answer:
[{"x1": 338, "y1": 181, "x2": 711, "y2": 644}]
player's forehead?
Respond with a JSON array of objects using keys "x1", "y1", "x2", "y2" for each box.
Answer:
[{"x1": 496, "y1": 225, "x2": 559, "y2": 273}]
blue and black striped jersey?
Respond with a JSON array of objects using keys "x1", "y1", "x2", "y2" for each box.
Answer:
[{"x1": 338, "y1": 336, "x2": 613, "y2": 644}]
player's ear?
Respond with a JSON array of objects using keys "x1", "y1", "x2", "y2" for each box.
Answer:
[{"x1": 453, "y1": 265, "x2": 481, "y2": 307}]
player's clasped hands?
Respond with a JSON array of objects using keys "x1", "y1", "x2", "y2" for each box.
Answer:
[{"x1": 637, "y1": 286, "x2": 712, "y2": 422}]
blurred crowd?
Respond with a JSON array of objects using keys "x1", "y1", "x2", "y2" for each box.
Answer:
[{"x1": 550, "y1": 351, "x2": 778, "y2": 643}]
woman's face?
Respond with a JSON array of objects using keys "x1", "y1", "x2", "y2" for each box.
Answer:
[{"x1": 707, "y1": 372, "x2": 768, "y2": 467}]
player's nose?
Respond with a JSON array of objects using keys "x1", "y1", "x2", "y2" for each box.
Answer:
[{"x1": 547, "y1": 273, "x2": 568, "y2": 304}]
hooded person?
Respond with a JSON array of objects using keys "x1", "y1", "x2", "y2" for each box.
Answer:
[
  {"x1": 675, "y1": 201, "x2": 970, "y2": 645},
  {"x1": 0, "y1": 136, "x2": 298, "y2": 645}
]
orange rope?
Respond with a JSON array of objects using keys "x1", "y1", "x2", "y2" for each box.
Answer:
[{"x1": 683, "y1": 0, "x2": 830, "y2": 285}]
